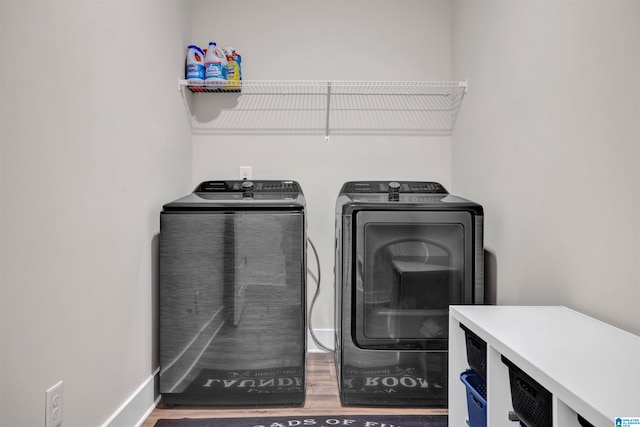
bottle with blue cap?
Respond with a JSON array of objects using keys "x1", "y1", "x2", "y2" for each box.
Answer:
[
  {"x1": 203, "y1": 42, "x2": 227, "y2": 87},
  {"x1": 185, "y1": 45, "x2": 205, "y2": 82}
]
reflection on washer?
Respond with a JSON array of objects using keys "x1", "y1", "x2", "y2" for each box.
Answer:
[{"x1": 159, "y1": 180, "x2": 307, "y2": 407}]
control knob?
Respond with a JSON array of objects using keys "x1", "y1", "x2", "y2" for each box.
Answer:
[
  {"x1": 388, "y1": 181, "x2": 400, "y2": 201},
  {"x1": 242, "y1": 181, "x2": 254, "y2": 198}
]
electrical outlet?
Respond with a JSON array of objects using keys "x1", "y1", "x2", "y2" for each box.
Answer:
[
  {"x1": 239, "y1": 166, "x2": 252, "y2": 180},
  {"x1": 45, "y1": 381, "x2": 63, "y2": 427}
]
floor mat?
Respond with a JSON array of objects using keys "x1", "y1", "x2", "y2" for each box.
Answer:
[{"x1": 154, "y1": 414, "x2": 447, "y2": 427}]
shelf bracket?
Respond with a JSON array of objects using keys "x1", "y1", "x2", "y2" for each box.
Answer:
[
  {"x1": 179, "y1": 86, "x2": 196, "y2": 125},
  {"x1": 325, "y1": 81, "x2": 332, "y2": 142}
]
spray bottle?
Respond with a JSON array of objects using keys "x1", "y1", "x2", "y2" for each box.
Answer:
[{"x1": 223, "y1": 47, "x2": 241, "y2": 90}]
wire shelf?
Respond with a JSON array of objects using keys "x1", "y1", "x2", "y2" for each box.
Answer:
[{"x1": 179, "y1": 80, "x2": 467, "y2": 139}]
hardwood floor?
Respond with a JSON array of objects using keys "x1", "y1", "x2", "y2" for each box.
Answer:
[{"x1": 141, "y1": 352, "x2": 447, "y2": 426}]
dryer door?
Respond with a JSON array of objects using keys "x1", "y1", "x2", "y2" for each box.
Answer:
[{"x1": 353, "y1": 210, "x2": 473, "y2": 350}]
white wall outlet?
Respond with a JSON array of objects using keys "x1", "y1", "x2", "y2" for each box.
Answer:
[
  {"x1": 239, "y1": 166, "x2": 252, "y2": 180},
  {"x1": 45, "y1": 381, "x2": 63, "y2": 427}
]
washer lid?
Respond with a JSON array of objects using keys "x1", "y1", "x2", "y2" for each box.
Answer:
[{"x1": 163, "y1": 180, "x2": 305, "y2": 210}]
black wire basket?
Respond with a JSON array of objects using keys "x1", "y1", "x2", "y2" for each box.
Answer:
[
  {"x1": 501, "y1": 356, "x2": 552, "y2": 427},
  {"x1": 460, "y1": 323, "x2": 487, "y2": 380}
]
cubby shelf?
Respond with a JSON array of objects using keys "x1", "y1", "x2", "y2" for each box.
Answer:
[
  {"x1": 449, "y1": 306, "x2": 640, "y2": 427},
  {"x1": 178, "y1": 79, "x2": 467, "y2": 139}
]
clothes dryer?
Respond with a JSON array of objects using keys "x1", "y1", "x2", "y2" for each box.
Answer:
[{"x1": 334, "y1": 181, "x2": 483, "y2": 406}]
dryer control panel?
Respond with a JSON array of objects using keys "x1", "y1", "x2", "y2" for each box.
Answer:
[{"x1": 341, "y1": 181, "x2": 448, "y2": 194}]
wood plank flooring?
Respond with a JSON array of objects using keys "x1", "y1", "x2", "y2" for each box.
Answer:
[{"x1": 141, "y1": 352, "x2": 447, "y2": 426}]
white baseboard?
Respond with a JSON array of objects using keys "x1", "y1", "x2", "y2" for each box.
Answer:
[
  {"x1": 101, "y1": 368, "x2": 160, "y2": 427},
  {"x1": 308, "y1": 328, "x2": 335, "y2": 353},
  {"x1": 102, "y1": 329, "x2": 335, "y2": 427}
]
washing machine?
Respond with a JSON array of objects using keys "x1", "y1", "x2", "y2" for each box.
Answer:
[
  {"x1": 159, "y1": 180, "x2": 306, "y2": 406},
  {"x1": 334, "y1": 181, "x2": 484, "y2": 407}
]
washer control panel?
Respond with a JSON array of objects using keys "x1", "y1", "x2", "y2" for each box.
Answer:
[{"x1": 196, "y1": 180, "x2": 302, "y2": 194}]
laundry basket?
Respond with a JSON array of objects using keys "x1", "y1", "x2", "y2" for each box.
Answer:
[
  {"x1": 501, "y1": 356, "x2": 552, "y2": 427},
  {"x1": 460, "y1": 369, "x2": 487, "y2": 427},
  {"x1": 460, "y1": 323, "x2": 487, "y2": 380}
]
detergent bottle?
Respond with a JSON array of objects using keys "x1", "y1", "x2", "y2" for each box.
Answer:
[
  {"x1": 223, "y1": 47, "x2": 241, "y2": 90},
  {"x1": 204, "y1": 42, "x2": 227, "y2": 87},
  {"x1": 185, "y1": 45, "x2": 205, "y2": 82},
  {"x1": 235, "y1": 49, "x2": 242, "y2": 82},
  {"x1": 217, "y1": 45, "x2": 228, "y2": 81}
]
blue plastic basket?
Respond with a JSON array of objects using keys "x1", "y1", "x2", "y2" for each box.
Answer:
[{"x1": 460, "y1": 370, "x2": 487, "y2": 427}]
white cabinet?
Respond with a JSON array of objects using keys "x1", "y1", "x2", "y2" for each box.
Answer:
[
  {"x1": 449, "y1": 306, "x2": 640, "y2": 427},
  {"x1": 179, "y1": 80, "x2": 467, "y2": 140}
]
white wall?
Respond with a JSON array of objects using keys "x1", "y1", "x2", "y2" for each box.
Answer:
[
  {"x1": 452, "y1": 0, "x2": 640, "y2": 335},
  {"x1": 1, "y1": 1, "x2": 639, "y2": 425},
  {"x1": 189, "y1": 0, "x2": 455, "y2": 336},
  {"x1": 0, "y1": 3, "x2": 4, "y2": 414},
  {"x1": 0, "y1": 2, "x2": 192, "y2": 426}
]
